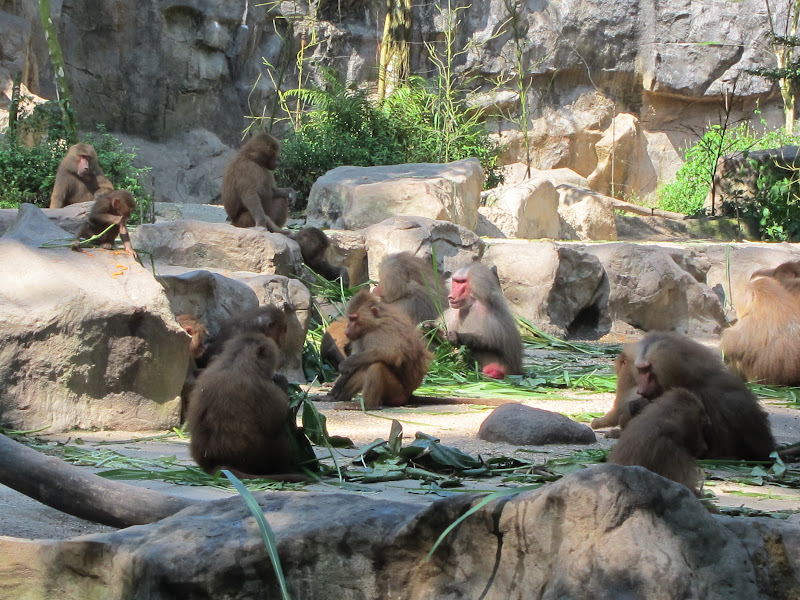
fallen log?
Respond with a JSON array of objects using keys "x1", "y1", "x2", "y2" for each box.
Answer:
[
  {"x1": 556, "y1": 184, "x2": 687, "y2": 220},
  {"x1": 0, "y1": 433, "x2": 197, "y2": 528}
]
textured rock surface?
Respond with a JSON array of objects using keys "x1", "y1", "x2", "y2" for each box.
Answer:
[
  {"x1": 1, "y1": 0, "x2": 784, "y2": 203},
  {"x1": 1, "y1": 466, "x2": 794, "y2": 599},
  {"x1": 478, "y1": 176, "x2": 560, "y2": 239},
  {"x1": 364, "y1": 216, "x2": 485, "y2": 281},
  {"x1": 483, "y1": 239, "x2": 609, "y2": 337},
  {"x1": 0, "y1": 206, "x2": 186, "y2": 431},
  {"x1": 130, "y1": 220, "x2": 303, "y2": 276},
  {"x1": 307, "y1": 160, "x2": 484, "y2": 232}
]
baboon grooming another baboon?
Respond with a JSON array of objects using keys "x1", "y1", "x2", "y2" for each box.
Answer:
[
  {"x1": 595, "y1": 332, "x2": 775, "y2": 461},
  {"x1": 608, "y1": 388, "x2": 710, "y2": 495}
]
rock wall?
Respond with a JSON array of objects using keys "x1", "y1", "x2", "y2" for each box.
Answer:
[{"x1": 0, "y1": 0, "x2": 785, "y2": 199}]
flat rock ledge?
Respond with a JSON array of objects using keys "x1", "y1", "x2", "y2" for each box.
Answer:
[{"x1": 1, "y1": 465, "x2": 797, "y2": 599}]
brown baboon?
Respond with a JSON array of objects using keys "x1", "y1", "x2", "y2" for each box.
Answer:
[
  {"x1": 373, "y1": 252, "x2": 446, "y2": 325},
  {"x1": 608, "y1": 387, "x2": 710, "y2": 495},
  {"x1": 221, "y1": 132, "x2": 295, "y2": 231},
  {"x1": 721, "y1": 272, "x2": 800, "y2": 385},
  {"x1": 328, "y1": 289, "x2": 432, "y2": 409},
  {"x1": 600, "y1": 332, "x2": 775, "y2": 461},
  {"x1": 442, "y1": 262, "x2": 523, "y2": 379},
  {"x1": 50, "y1": 143, "x2": 113, "y2": 208},
  {"x1": 292, "y1": 227, "x2": 349, "y2": 285},
  {"x1": 71, "y1": 190, "x2": 137, "y2": 258},
  {"x1": 187, "y1": 332, "x2": 303, "y2": 480},
  {"x1": 176, "y1": 314, "x2": 208, "y2": 424}
]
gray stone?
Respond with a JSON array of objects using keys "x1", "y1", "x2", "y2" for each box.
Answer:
[
  {"x1": 130, "y1": 220, "x2": 303, "y2": 276},
  {"x1": 118, "y1": 130, "x2": 234, "y2": 205},
  {"x1": 478, "y1": 176, "x2": 560, "y2": 239},
  {"x1": 557, "y1": 185, "x2": 618, "y2": 241},
  {"x1": 306, "y1": 160, "x2": 484, "y2": 232},
  {"x1": 0, "y1": 206, "x2": 186, "y2": 431},
  {"x1": 483, "y1": 239, "x2": 609, "y2": 337},
  {"x1": 478, "y1": 403, "x2": 597, "y2": 445},
  {"x1": 364, "y1": 216, "x2": 484, "y2": 281},
  {"x1": 0, "y1": 466, "x2": 788, "y2": 599},
  {"x1": 585, "y1": 242, "x2": 726, "y2": 335}
]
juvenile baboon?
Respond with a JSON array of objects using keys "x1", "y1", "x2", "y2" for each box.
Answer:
[
  {"x1": 176, "y1": 314, "x2": 208, "y2": 424},
  {"x1": 608, "y1": 387, "x2": 710, "y2": 496},
  {"x1": 328, "y1": 289, "x2": 432, "y2": 409},
  {"x1": 71, "y1": 190, "x2": 137, "y2": 258}
]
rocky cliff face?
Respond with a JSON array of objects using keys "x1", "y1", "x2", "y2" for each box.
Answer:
[{"x1": 0, "y1": 0, "x2": 785, "y2": 197}]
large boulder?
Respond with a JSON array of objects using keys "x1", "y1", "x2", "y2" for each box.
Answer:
[
  {"x1": 116, "y1": 130, "x2": 233, "y2": 205},
  {"x1": 0, "y1": 204, "x2": 90, "y2": 238},
  {"x1": 477, "y1": 176, "x2": 560, "y2": 239},
  {"x1": 586, "y1": 243, "x2": 726, "y2": 335},
  {"x1": 130, "y1": 220, "x2": 303, "y2": 276},
  {"x1": 306, "y1": 159, "x2": 484, "y2": 232},
  {"x1": 557, "y1": 185, "x2": 618, "y2": 241},
  {"x1": 483, "y1": 240, "x2": 609, "y2": 337},
  {"x1": 0, "y1": 206, "x2": 186, "y2": 431},
  {"x1": 1, "y1": 466, "x2": 793, "y2": 598},
  {"x1": 363, "y1": 216, "x2": 484, "y2": 281}
]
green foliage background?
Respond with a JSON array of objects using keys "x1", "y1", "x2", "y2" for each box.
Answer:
[
  {"x1": 0, "y1": 102, "x2": 151, "y2": 219},
  {"x1": 275, "y1": 76, "x2": 503, "y2": 209}
]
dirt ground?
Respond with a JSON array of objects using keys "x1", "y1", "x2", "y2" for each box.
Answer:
[{"x1": 2, "y1": 386, "x2": 799, "y2": 541}]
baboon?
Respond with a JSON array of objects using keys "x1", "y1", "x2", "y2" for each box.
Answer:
[
  {"x1": 50, "y1": 143, "x2": 113, "y2": 208},
  {"x1": 292, "y1": 227, "x2": 349, "y2": 285},
  {"x1": 328, "y1": 289, "x2": 432, "y2": 409},
  {"x1": 373, "y1": 252, "x2": 446, "y2": 325},
  {"x1": 221, "y1": 132, "x2": 296, "y2": 231},
  {"x1": 721, "y1": 273, "x2": 800, "y2": 385},
  {"x1": 597, "y1": 332, "x2": 775, "y2": 461},
  {"x1": 608, "y1": 387, "x2": 710, "y2": 496},
  {"x1": 187, "y1": 332, "x2": 303, "y2": 479},
  {"x1": 71, "y1": 190, "x2": 137, "y2": 258},
  {"x1": 442, "y1": 262, "x2": 523, "y2": 378},
  {"x1": 176, "y1": 314, "x2": 208, "y2": 424}
]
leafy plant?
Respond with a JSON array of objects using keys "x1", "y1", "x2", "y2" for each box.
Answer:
[
  {"x1": 277, "y1": 74, "x2": 502, "y2": 209},
  {"x1": 657, "y1": 120, "x2": 797, "y2": 217},
  {"x1": 0, "y1": 118, "x2": 152, "y2": 222}
]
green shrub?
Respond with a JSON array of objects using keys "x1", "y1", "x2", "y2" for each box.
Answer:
[
  {"x1": 0, "y1": 115, "x2": 152, "y2": 221},
  {"x1": 751, "y1": 160, "x2": 800, "y2": 241},
  {"x1": 657, "y1": 121, "x2": 796, "y2": 216},
  {"x1": 277, "y1": 75, "x2": 502, "y2": 209}
]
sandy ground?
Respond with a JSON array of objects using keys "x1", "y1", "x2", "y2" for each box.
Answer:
[{"x1": 2, "y1": 386, "x2": 799, "y2": 541}]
